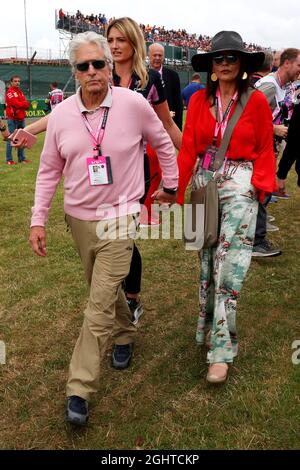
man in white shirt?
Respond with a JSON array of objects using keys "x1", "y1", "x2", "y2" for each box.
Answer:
[{"x1": 47, "y1": 82, "x2": 64, "y2": 111}]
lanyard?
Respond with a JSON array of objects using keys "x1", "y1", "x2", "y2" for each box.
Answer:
[
  {"x1": 213, "y1": 89, "x2": 238, "y2": 145},
  {"x1": 82, "y1": 107, "x2": 109, "y2": 157}
]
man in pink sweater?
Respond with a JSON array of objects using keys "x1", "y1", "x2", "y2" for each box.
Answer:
[{"x1": 29, "y1": 32, "x2": 178, "y2": 426}]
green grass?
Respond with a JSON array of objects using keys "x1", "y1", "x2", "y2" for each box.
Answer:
[{"x1": 0, "y1": 132, "x2": 300, "y2": 449}]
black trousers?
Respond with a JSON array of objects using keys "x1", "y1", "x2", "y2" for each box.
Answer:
[
  {"x1": 254, "y1": 194, "x2": 272, "y2": 245},
  {"x1": 124, "y1": 153, "x2": 150, "y2": 295},
  {"x1": 277, "y1": 103, "x2": 300, "y2": 186}
]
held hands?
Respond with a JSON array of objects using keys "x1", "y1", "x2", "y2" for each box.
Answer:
[
  {"x1": 151, "y1": 189, "x2": 177, "y2": 206},
  {"x1": 29, "y1": 226, "x2": 47, "y2": 257}
]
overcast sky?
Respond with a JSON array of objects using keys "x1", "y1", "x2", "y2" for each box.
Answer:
[{"x1": 1, "y1": 0, "x2": 299, "y2": 56}]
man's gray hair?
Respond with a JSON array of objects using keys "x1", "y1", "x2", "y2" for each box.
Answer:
[
  {"x1": 69, "y1": 31, "x2": 113, "y2": 72},
  {"x1": 259, "y1": 50, "x2": 274, "y2": 72},
  {"x1": 148, "y1": 42, "x2": 165, "y2": 55}
]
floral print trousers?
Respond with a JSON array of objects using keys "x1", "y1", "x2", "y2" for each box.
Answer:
[{"x1": 194, "y1": 160, "x2": 258, "y2": 364}]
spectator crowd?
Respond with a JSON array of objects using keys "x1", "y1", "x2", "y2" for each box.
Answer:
[
  {"x1": 57, "y1": 8, "x2": 109, "y2": 35},
  {"x1": 57, "y1": 8, "x2": 267, "y2": 52}
]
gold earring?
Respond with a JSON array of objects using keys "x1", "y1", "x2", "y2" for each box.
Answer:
[
  {"x1": 211, "y1": 72, "x2": 218, "y2": 82},
  {"x1": 242, "y1": 72, "x2": 248, "y2": 80}
]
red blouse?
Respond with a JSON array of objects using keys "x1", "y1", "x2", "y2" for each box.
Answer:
[{"x1": 177, "y1": 88, "x2": 276, "y2": 204}]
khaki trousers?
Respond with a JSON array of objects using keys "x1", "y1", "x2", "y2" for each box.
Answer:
[{"x1": 65, "y1": 214, "x2": 137, "y2": 401}]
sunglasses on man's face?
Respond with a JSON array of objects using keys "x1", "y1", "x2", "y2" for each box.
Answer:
[
  {"x1": 212, "y1": 54, "x2": 239, "y2": 65},
  {"x1": 75, "y1": 59, "x2": 107, "y2": 72}
]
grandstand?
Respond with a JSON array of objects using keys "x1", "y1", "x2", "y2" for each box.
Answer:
[
  {"x1": 55, "y1": 8, "x2": 199, "y2": 66},
  {"x1": 0, "y1": 8, "x2": 269, "y2": 100}
]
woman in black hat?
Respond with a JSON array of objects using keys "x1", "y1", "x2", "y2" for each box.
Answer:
[{"x1": 177, "y1": 31, "x2": 276, "y2": 383}]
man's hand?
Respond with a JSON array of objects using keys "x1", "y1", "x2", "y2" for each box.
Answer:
[
  {"x1": 29, "y1": 226, "x2": 47, "y2": 257},
  {"x1": 277, "y1": 177, "x2": 287, "y2": 192},
  {"x1": 274, "y1": 124, "x2": 288, "y2": 139},
  {"x1": 151, "y1": 189, "x2": 177, "y2": 206}
]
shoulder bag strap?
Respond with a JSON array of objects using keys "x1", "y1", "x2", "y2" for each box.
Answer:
[{"x1": 213, "y1": 88, "x2": 255, "y2": 170}]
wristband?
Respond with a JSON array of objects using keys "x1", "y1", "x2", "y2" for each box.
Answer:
[{"x1": 163, "y1": 187, "x2": 178, "y2": 195}]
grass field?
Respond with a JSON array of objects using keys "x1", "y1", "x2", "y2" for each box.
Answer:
[{"x1": 0, "y1": 132, "x2": 299, "y2": 450}]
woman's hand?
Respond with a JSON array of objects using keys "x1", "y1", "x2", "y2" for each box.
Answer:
[{"x1": 9, "y1": 130, "x2": 29, "y2": 148}]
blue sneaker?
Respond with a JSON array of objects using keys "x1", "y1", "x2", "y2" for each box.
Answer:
[
  {"x1": 66, "y1": 395, "x2": 89, "y2": 426},
  {"x1": 252, "y1": 239, "x2": 282, "y2": 258},
  {"x1": 112, "y1": 343, "x2": 133, "y2": 369},
  {"x1": 272, "y1": 191, "x2": 289, "y2": 200}
]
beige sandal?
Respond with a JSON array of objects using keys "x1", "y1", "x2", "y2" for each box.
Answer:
[{"x1": 206, "y1": 363, "x2": 229, "y2": 383}]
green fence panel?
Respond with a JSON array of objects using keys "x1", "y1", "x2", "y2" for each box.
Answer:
[
  {"x1": 173, "y1": 47, "x2": 182, "y2": 60},
  {"x1": 0, "y1": 63, "x2": 75, "y2": 99},
  {"x1": 1, "y1": 98, "x2": 63, "y2": 119},
  {"x1": 0, "y1": 60, "x2": 205, "y2": 107},
  {"x1": 26, "y1": 99, "x2": 48, "y2": 118},
  {"x1": 164, "y1": 45, "x2": 174, "y2": 60},
  {"x1": 1, "y1": 99, "x2": 57, "y2": 119},
  {"x1": 188, "y1": 48, "x2": 198, "y2": 61}
]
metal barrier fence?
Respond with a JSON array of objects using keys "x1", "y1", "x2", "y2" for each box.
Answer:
[{"x1": 0, "y1": 46, "x2": 62, "y2": 61}]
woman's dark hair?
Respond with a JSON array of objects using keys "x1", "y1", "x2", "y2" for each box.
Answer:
[{"x1": 206, "y1": 54, "x2": 251, "y2": 104}]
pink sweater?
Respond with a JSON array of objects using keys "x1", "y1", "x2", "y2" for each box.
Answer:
[{"x1": 31, "y1": 86, "x2": 178, "y2": 226}]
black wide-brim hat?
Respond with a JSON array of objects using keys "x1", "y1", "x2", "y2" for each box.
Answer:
[{"x1": 192, "y1": 30, "x2": 265, "y2": 73}]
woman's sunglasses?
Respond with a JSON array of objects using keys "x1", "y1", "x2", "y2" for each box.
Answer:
[
  {"x1": 75, "y1": 59, "x2": 107, "y2": 72},
  {"x1": 212, "y1": 54, "x2": 239, "y2": 65}
]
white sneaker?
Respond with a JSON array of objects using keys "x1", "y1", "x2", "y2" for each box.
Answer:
[
  {"x1": 139, "y1": 222, "x2": 160, "y2": 228},
  {"x1": 266, "y1": 222, "x2": 279, "y2": 232}
]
